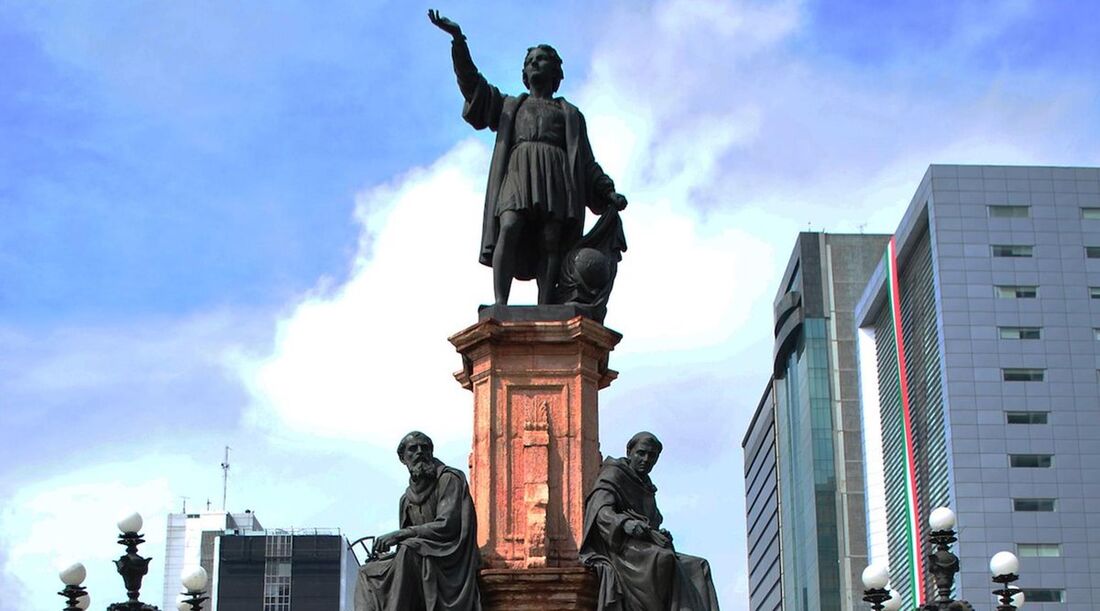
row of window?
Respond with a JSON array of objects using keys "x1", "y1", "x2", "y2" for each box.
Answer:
[
  {"x1": 988, "y1": 204, "x2": 1100, "y2": 219},
  {"x1": 992, "y1": 284, "x2": 1100, "y2": 299},
  {"x1": 990, "y1": 244, "x2": 1100, "y2": 258},
  {"x1": 997, "y1": 367, "x2": 1100, "y2": 381},
  {"x1": 998, "y1": 324, "x2": 1096, "y2": 336},
  {"x1": 999, "y1": 326, "x2": 1100, "y2": 340}
]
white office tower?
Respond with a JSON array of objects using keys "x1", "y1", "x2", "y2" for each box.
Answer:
[{"x1": 162, "y1": 510, "x2": 263, "y2": 611}]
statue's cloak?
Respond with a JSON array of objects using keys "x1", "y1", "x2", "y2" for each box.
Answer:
[{"x1": 579, "y1": 457, "x2": 720, "y2": 611}]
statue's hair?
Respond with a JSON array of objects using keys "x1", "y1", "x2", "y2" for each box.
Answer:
[
  {"x1": 626, "y1": 431, "x2": 663, "y2": 454},
  {"x1": 397, "y1": 431, "x2": 434, "y2": 459},
  {"x1": 522, "y1": 44, "x2": 564, "y2": 93}
]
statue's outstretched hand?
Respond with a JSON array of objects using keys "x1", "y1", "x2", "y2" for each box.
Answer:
[
  {"x1": 428, "y1": 9, "x2": 463, "y2": 39},
  {"x1": 609, "y1": 192, "x2": 628, "y2": 211}
]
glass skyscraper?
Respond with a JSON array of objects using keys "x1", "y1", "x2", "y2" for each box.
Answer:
[{"x1": 744, "y1": 232, "x2": 890, "y2": 610}]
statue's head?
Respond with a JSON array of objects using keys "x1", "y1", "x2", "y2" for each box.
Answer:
[
  {"x1": 626, "y1": 431, "x2": 663, "y2": 476},
  {"x1": 522, "y1": 44, "x2": 564, "y2": 94},
  {"x1": 397, "y1": 431, "x2": 436, "y2": 480}
]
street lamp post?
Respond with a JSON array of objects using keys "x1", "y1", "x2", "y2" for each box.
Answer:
[
  {"x1": 178, "y1": 566, "x2": 210, "y2": 611},
  {"x1": 57, "y1": 563, "x2": 89, "y2": 611},
  {"x1": 861, "y1": 564, "x2": 903, "y2": 610},
  {"x1": 108, "y1": 512, "x2": 159, "y2": 611},
  {"x1": 57, "y1": 512, "x2": 163, "y2": 611},
  {"x1": 862, "y1": 564, "x2": 892, "y2": 611},
  {"x1": 862, "y1": 507, "x2": 1026, "y2": 611},
  {"x1": 990, "y1": 552, "x2": 1024, "y2": 611}
]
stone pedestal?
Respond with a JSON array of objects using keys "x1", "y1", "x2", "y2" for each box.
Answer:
[
  {"x1": 449, "y1": 311, "x2": 620, "y2": 579},
  {"x1": 479, "y1": 567, "x2": 600, "y2": 610}
]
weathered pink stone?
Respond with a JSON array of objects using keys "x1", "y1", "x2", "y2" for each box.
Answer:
[{"x1": 450, "y1": 315, "x2": 619, "y2": 586}]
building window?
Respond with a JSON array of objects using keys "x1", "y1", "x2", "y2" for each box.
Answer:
[
  {"x1": 999, "y1": 327, "x2": 1041, "y2": 340},
  {"x1": 988, "y1": 205, "x2": 1030, "y2": 218},
  {"x1": 1006, "y1": 411, "x2": 1048, "y2": 424},
  {"x1": 263, "y1": 560, "x2": 292, "y2": 611},
  {"x1": 1002, "y1": 368, "x2": 1045, "y2": 382},
  {"x1": 1091, "y1": 287, "x2": 1100, "y2": 299},
  {"x1": 265, "y1": 533, "x2": 292, "y2": 557},
  {"x1": 1010, "y1": 454, "x2": 1054, "y2": 468},
  {"x1": 1017, "y1": 543, "x2": 1061, "y2": 557},
  {"x1": 1013, "y1": 498, "x2": 1056, "y2": 512},
  {"x1": 1088, "y1": 247, "x2": 1100, "y2": 259},
  {"x1": 264, "y1": 534, "x2": 292, "y2": 611},
  {"x1": 991, "y1": 244, "x2": 1034, "y2": 257},
  {"x1": 1083, "y1": 207, "x2": 1100, "y2": 220},
  {"x1": 994, "y1": 285, "x2": 1038, "y2": 299},
  {"x1": 1021, "y1": 589, "x2": 1065, "y2": 603}
]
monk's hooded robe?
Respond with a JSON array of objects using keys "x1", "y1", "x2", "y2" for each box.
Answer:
[
  {"x1": 579, "y1": 457, "x2": 720, "y2": 611},
  {"x1": 449, "y1": 37, "x2": 619, "y2": 282},
  {"x1": 355, "y1": 459, "x2": 481, "y2": 611}
]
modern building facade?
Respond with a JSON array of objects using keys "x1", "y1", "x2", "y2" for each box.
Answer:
[
  {"x1": 162, "y1": 510, "x2": 264, "y2": 611},
  {"x1": 856, "y1": 164, "x2": 1100, "y2": 608},
  {"x1": 743, "y1": 232, "x2": 890, "y2": 610},
  {"x1": 213, "y1": 529, "x2": 358, "y2": 611},
  {"x1": 743, "y1": 382, "x2": 782, "y2": 610}
]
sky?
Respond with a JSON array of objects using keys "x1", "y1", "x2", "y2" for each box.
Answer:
[{"x1": 2, "y1": 1, "x2": 1099, "y2": 609}]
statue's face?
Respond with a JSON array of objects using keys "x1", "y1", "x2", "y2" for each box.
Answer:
[
  {"x1": 627, "y1": 439, "x2": 661, "y2": 476},
  {"x1": 401, "y1": 435, "x2": 434, "y2": 470},
  {"x1": 524, "y1": 47, "x2": 559, "y2": 90}
]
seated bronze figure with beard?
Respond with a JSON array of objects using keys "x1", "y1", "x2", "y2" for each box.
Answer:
[{"x1": 355, "y1": 431, "x2": 482, "y2": 611}]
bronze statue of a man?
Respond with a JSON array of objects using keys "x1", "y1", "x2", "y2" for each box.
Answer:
[
  {"x1": 429, "y1": 10, "x2": 628, "y2": 307},
  {"x1": 580, "y1": 432, "x2": 720, "y2": 610},
  {"x1": 355, "y1": 431, "x2": 482, "y2": 611}
]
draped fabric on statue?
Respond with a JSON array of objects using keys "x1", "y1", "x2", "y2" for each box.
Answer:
[
  {"x1": 579, "y1": 458, "x2": 720, "y2": 611},
  {"x1": 355, "y1": 460, "x2": 482, "y2": 611}
]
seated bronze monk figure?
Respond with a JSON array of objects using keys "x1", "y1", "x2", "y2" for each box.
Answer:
[
  {"x1": 580, "y1": 432, "x2": 720, "y2": 610},
  {"x1": 355, "y1": 431, "x2": 482, "y2": 611}
]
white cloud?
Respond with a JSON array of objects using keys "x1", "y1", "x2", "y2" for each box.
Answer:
[{"x1": 235, "y1": 140, "x2": 489, "y2": 449}]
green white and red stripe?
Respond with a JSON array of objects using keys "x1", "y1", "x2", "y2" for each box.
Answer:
[{"x1": 885, "y1": 236, "x2": 925, "y2": 604}]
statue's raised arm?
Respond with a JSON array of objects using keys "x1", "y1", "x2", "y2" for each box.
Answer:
[{"x1": 428, "y1": 9, "x2": 505, "y2": 132}]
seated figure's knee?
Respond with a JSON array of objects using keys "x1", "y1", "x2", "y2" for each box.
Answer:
[{"x1": 653, "y1": 546, "x2": 677, "y2": 571}]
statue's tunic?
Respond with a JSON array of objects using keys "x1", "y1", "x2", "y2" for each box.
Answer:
[
  {"x1": 579, "y1": 457, "x2": 720, "y2": 611},
  {"x1": 450, "y1": 38, "x2": 616, "y2": 281},
  {"x1": 355, "y1": 460, "x2": 482, "y2": 611}
]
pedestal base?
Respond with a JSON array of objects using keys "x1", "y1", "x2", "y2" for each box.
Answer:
[{"x1": 479, "y1": 567, "x2": 599, "y2": 610}]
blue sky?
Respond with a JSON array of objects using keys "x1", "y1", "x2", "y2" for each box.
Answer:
[{"x1": 2, "y1": 1, "x2": 1099, "y2": 609}]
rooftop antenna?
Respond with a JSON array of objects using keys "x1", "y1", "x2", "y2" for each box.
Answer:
[
  {"x1": 221, "y1": 446, "x2": 231, "y2": 512},
  {"x1": 206, "y1": 498, "x2": 212, "y2": 511},
  {"x1": 180, "y1": 496, "x2": 190, "y2": 513},
  {"x1": 857, "y1": 223, "x2": 867, "y2": 234}
]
